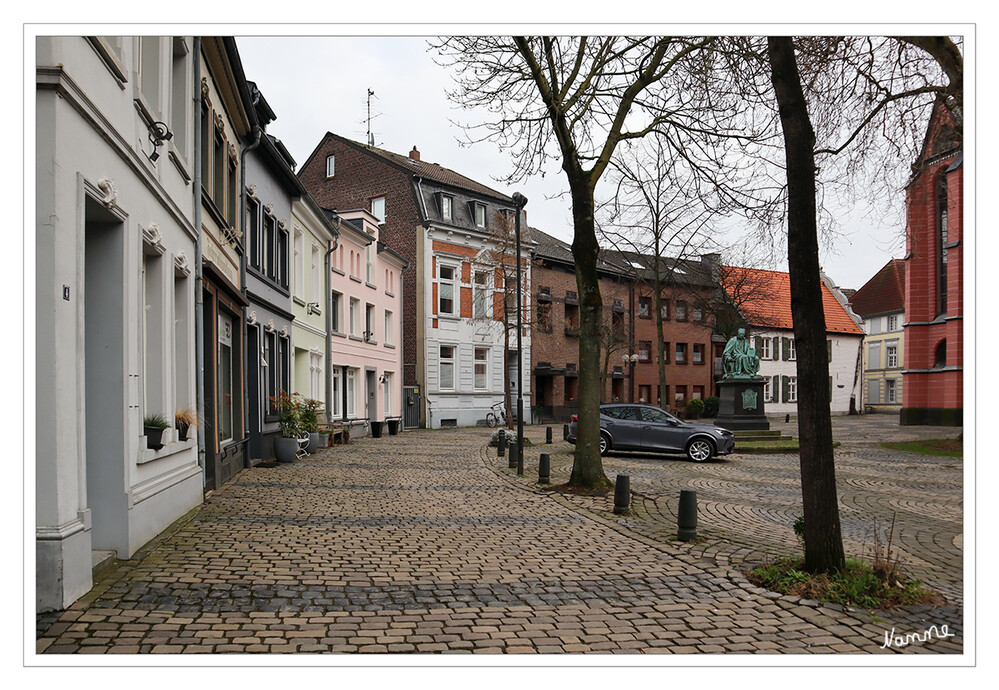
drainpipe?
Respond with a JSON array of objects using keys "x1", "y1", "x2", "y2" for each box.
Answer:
[
  {"x1": 193, "y1": 38, "x2": 206, "y2": 483},
  {"x1": 239, "y1": 125, "x2": 263, "y2": 451},
  {"x1": 325, "y1": 215, "x2": 341, "y2": 418}
]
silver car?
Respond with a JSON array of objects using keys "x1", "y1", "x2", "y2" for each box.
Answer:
[{"x1": 567, "y1": 403, "x2": 735, "y2": 462}]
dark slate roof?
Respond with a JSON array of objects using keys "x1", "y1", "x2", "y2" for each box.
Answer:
[
  {"x1": 849, "y1": 259, "x2": 906, "y2": 318},
  {"x1": 531, "y1": 227, "x2": 627, "y2": 276},
  {"x1": 600, "y1": 248, "x2": 717, "y2": 288},
  {"x1": 327, "y1": 134, "x2": 512, "y2": 202}
]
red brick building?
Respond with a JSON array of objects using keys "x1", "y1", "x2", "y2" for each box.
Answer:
[
  {"x1": 606, "y1": 250, "x2": 721, "y2": 413},
  {"x1": 530, "y1": 229, "x2": 632, "y2": 421},
  {"x1": 901, "y1": 98, "x2": 963, "y2": 425}
]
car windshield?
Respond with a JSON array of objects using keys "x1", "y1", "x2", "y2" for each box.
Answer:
[{"x1": 641, "y1": 406, "x2": 681, "y2": 424}]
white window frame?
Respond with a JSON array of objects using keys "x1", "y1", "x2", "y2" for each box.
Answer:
[
  {"x1": 473, "y1": 270, "x2": 490, "y2": 319},
  {"x1": 763, "y1": 377, "x2": 772, "y2": 402},
  {"x1": 438, "y1": 264, "x2": 457, "y2": 316},
  {"x1": 441, "y1": 195, "x2": 452, "y2": 222},
  {"x1": 759, "y1": 337, "x2": 772, "y2": 360},
  {"x1": 311, "y1": 242, "x2": 321, "y2": 303},
  {"x1": 474, "y1": 203, "x2": 486, "y2": 228},
  {"x1": 788, "y1": 376, "x2": 798, "y2": 403},
  {"x1": 349, "y1": 297, "x2": 360, "y2": 336},
  {"x1": 787, "y1": 338, "x2": 797, "y2": 361},
  {"x1": 293, "y1": 228, "x2": 305, "y2": 299},
  {"x1": 309, "y1": 351, "x2": 323, "y2": 402},
  {"x1": 383, "y1": 372, "x2": 393, "y2": 416},
  {"x1": 439, "y1": 345, "x2": 456, "y2": 391},
  {"x1": 886, "y1": 378, "x2": 897, "y2": 403},
  {"x1": 331, "y1": 368, "x2": 342, "y2": 417},
  {"x1": 384, "y1": 310, "x2": 394, "y2": 346},
  {"x1": 346, "y1": 369, "x2": 356, "y2": 417},
  {"x1": 888, "y1": 314, "x2": 899, "y2": 331},
  {"x1": 326, "y1": 154, "x2": 335, "y2": 178},
  {"x1": 887, "y1": 343, "x2": 898, "y2": 368},
  {"x1": 371, "y1": 196, "x2": 386, "y2": 223},
  {"x1": 331, "y1": 291, "x2": 342, "y2": 333},
  {"x1": 474, "y1": 347, "x2": 489, "y2": 390}
]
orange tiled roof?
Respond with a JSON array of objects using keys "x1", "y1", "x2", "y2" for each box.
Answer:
[{"x1": 721, "y1": 266, "x2": 862, "y2": 335}]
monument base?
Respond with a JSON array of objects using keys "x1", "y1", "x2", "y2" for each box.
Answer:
[{"x1": 714, "y1": 379, "x2": 770, "y2": 431}]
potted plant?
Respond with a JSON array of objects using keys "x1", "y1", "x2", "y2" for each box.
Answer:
[
  {"x1": 686, "y1": 398, "x2": 705, "y2": 420},
  {"x1": 143, "y1": 413, "x2": 170, "y2": 450},
  {"x1": 387, "y1": 418, "x2": 401, "y2": 435},
  {"x1": 301, "y1": 398, "x2": 327, "y2": 453},
  {"x1": 270, "y1": 391, "x2": 302, "y2": 462},
  {"x1": 175, "y1": 408, "x2": 198, "y2": 441}
]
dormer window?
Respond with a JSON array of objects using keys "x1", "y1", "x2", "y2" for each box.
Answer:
[
  {"x1": 440, "y1": 194, "x2": 453, "y2": 222},
  {"x1": 474, "y1": 203, "x2": 486, "y2": 228}
]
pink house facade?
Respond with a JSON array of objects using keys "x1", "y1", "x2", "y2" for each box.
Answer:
[{"x1": 329, "y1": 209, "x2": 408, "y2": 436}]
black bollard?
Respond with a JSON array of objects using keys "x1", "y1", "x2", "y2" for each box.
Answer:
[
  {"x1": 785, "y1": 414, "x2": 790, "y2": 423},
  {"x1": 614, "y1": 474, "x2": 630, "y2": 514},
  {"x1": 497, "y1": 431, "x2": 506, "y2": 457},
  {"x1": 508, "y1": 440, "x2": 518, "y2": 469},
  {"x1": 546, "y1": 426, "x2": 553, "y2": 444},
  {"x1": 539, "y1": 453, "x2": 551, "y2": 484},
  {"x1": 678, "y1": 489, "x2": 697, "y2": 541},
  {"x1": 516, "y1": 443, "x2": 524, "y2": 476},
  {"x1": 563, "y1": 424, "x2": 569, "y2": 440}
]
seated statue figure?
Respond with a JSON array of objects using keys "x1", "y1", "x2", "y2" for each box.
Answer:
[{"x1": 723, "y1": 327, "x2": 761, "y2": 379}]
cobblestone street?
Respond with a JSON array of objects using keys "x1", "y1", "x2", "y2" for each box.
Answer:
[{"x1": 37, "y1": 418, "x2": 963, "y2": 655}]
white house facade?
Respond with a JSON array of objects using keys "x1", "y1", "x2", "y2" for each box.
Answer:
[{"x1": 36, "y1": 36, "x2": 203, "y2": 611}]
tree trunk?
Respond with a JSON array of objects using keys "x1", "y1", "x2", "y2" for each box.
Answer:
[
  {"x1": 569, "y1": 184, "x2": 612, "y2": 489},
  {"x1": 767, "y1": 36, "x2": 846, "y2": 574}
]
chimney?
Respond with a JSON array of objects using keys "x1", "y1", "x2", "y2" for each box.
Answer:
[
  {"x1": 700, "y1": 253, "x2": 721, "y2": 282},
  {"x1": 409, "y1": 146, "x2": 420, "y2": 161}
]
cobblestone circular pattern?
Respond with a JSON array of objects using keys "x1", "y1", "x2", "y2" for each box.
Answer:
[{"x1": 37, "y1": 417, "x2": 962, "y2": 655}]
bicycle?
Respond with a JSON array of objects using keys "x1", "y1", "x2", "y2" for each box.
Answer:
[{"x1": 485, "y1": 401, "x2": 507, "y2": 428}]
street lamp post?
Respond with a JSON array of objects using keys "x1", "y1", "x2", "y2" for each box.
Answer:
[
  {"x1": 623, "y1": 352, "x2": 639, "y2": 403},
  {"x1": 512, "y1": 192, "x2": 528, "y2": 458}
]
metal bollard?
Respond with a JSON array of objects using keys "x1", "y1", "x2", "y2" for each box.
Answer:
[
  {"x1": 678, "y1": 489, "x2": 697, "y2": 541},
  {"x1": 517, "y1": 446, "x2": 524, "y2": 476},
  {"x1": 614, "y1": 474, "x2": 630, "y2": 514},
  {"x1": 497, "y1": 431, "x2": 506, "y2": 457},
  {"x1": 563, "y1": 424, "x2": 569, "y2": 440},
  {"x1": 538, "y1": 453, "x2": 551, "y2": 484},
  {"x1": 785, "y1": 414, "x2": 790, "y2": 423},
  {"x1": 508, "y1": 440, "x2": 518, "y2": 469},
  {"x1": 546, "y1": 426, "x2": 553, "y2": 444}
]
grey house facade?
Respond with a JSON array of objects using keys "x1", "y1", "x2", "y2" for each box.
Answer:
[
  {"x1": 36, "y1": 36, "x2": 204, "y2": 611},
  {"x1": 243, "y1": 85, "x2": 303, "y2": 462}
]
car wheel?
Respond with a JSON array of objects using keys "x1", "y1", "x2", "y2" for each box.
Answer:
[
  {"x1": 599, "y1": 433, "x2": 611, "y2": 456},
  {"x1": 686, "y1": 437, "x2": 714, "y2": 463}
]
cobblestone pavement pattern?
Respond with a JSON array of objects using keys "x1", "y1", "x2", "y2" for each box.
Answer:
[{"x1": 37, "y1": 418, "x2": 962, "y2": 655}]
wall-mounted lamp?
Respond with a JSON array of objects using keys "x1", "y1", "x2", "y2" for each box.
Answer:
[
  {"x1": 306, "y1": 301, "x2": 322, "y2": 315},
  {"x1": 379, "y1": 374, "x2": 386, "y2": 384},
  {"x1": 147, "y1": 121, "x2": 173, "y2": 162}
]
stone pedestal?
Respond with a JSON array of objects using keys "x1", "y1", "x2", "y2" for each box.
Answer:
[{"x1": 714, "y1": 379, "x2": 770, "y2": 431}]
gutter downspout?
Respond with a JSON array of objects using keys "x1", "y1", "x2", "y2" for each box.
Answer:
[
  {"x1": 325, "y1": 215, "x2": 341, "y2": 419},
  {"x1": 239, "y1": 125, "x2": 263, "y2": 456},
  {"x1": 193, "y1": 38, "x2": 206, "y2": 484}
]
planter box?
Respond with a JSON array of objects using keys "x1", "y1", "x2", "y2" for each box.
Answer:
[{"x1": 274, "y1": 437, "x2": 299, "y2": 463}]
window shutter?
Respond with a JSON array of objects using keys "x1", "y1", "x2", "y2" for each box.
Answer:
[
  {"x1": 772, "y1": 336, "x2": 779, "y2": 360},
  {"x1": 772, "y1": 375, "x2": 780, "y2": 402},
  {"x1": 829, "y1": 376, "x2": 833, "y2": 401},
  {"x1": 754, "y1": 336, "x2": 761, "y2": 353},
  {"x1": 827, "y1": 340, "x2": 833, "y2": 363},
  {"x1": 781, "y1": 375, "x2": 790, "y2": 403},
  {"x1": 782, "y1": 337, "x2": 790, "y2": 361}
]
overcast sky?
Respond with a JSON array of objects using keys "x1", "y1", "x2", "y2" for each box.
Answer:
[{"x1": 236, "y1": 35, "x2": 908, "y2": 291}]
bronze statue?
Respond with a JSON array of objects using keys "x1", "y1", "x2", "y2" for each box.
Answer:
[{"x1": 722, "y1": 327, "x2": 761, "y2": 379}]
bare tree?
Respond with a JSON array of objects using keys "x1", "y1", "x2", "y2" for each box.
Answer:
[
  {"x1": 432, "y1": 36, "x2": 770, "y2": 489},
  {"x1": 762, "y1": 35, "x2": 960, "y2": 572}
]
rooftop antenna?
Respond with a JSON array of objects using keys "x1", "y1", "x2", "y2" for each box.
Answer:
[{"x1": 366, "y1": 89, "x2": 377, "y2": 147}]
